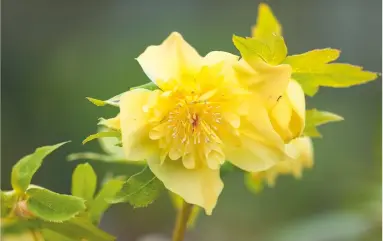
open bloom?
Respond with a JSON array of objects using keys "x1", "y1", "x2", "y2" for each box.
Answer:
[
  {"x1": 250, "y1": 137, "x2": 313, "y2": 186},
  {"x1": 108, "y1": 32, "x2": 291, "y2": 214}
]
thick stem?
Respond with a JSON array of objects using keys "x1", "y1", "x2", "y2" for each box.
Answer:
[{"x1": 172, "y1": 200, "x2": 193, "y2": 241}]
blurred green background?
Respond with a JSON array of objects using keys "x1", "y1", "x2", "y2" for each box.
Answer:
[{"x1": 2, "y1": 0, "x2": 382, "y2": 240}]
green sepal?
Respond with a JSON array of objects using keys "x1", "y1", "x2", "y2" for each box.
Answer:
[
  {"x1": 130, "y1": 82, "x2": 159, "y2": 91},
  {"x1": 86, "y1": 93, "x2": 123, "y2": 107},
  {"x1": 82, "y1": 131, "x2": 121, "y2": 145}
]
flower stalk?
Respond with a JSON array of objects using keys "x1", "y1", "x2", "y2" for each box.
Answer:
[{"x1": 172, "y1": 200, "x2": 194, "y2": 241}]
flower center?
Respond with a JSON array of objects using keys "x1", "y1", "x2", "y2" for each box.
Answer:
[{"x1": 149, "y1": 93, "x2": 225, "y2": 169}]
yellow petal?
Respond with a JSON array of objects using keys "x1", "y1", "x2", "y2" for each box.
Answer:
[
  {"x1": 224, "y1": 114, "x2": 285, "y2": 172},
  {"x1": 99, "y1": 115, "x2": 121, "y2": 130},
  {"x1": 270, "y1": 95, "x2": 292, "y2": 140},
  {"x1": 119, "y1": 89, "x2": 159, "y2": 160},
  {"x1": 285, "y1": 80, "x2": 306, "y2": 137},
  {"x1": 290, "y1": 137, "x2": 314, "y2": 169},
  {"x1": 235, "y1": 60, "x2": 292, "y2": 109},
  {"x1": 136, "y1": 32, "x2": 202, "y2": 86},
  {"x1": 202, "y1": 51, "x2": 239, "y2": 66},
  {"x1": 147, "y1": 157, "x2": 223, "y2": 215}
]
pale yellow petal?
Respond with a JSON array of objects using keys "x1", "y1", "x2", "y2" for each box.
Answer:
[
  {"x1": 202, "y1": 51, "x2": 239, "y2": 66},
  {"x1": 147, "y1": 157, "x2": 223, "y2": 215},
  {"x1": 225, "y1": 133, "x2": 284, "y2": 172},
  {"x1": 136, "y1": 32, "x2": 202, "y2": 85},
  {"x1": 119, "y1": 89, "x2": 159, "y2": 160},
  {"x1": 99, "y1": 115, "x2": 121, "y2": 130},
  {"x1": 286, "y1": 80, "x2": 306, "y2": 137},
  {"x1": 235, "y1": 60, "x2": 292, "y2": 109},
  {"x1": 270, "y1": 95, "x2": 292, "y2": 137},
  {"x1": 290, "y1": 137, "x2": 314, "y2": 168}
]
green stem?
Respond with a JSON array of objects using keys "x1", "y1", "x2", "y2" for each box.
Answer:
[{"x1": 172, "y1": 200, "x2": 193, "y2": 241}]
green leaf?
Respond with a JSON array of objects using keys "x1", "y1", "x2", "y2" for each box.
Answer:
[
  {"x1": 233, "y1": 35, "x2": 287, "y2": 65},
  {"x1": 42, "y1": 217, "x2": 115, "y2": 241},
  {"x1": 304, "y1": 109, "x2": 344, "y2": 138},
  {"x1": 1, "y1": 190, "x2": 18, "y2": 217},
  {"x1": 293, "y1": 63, "x2": 378, "y2": 88},
  {"x1": 130, "y1": 82, "x2": 159, "y2": 91},
  {"x1": 82, "y1": 131, "x2": 121, "y2": 145},
  {"x1": 251, "y1": 3, "x2": 282, "y2": 41},
  {"x1": 89, "y1": 179, "x2": 124, "y2": 223},
  {"x1": 284, "y1": 48, "x2": 341, "y2": 67},
  {"x1": 11, "y1": 142, "x2": 69, "y2": 193},
  {"x1": 26, "y1": 186, "x2": 86, "y2": 222},
  {"x1": 244, "y1": 173, "x2": 264, "y2": 194},
  {"x1": 71, "y1": 163, "x2": 97, "y2": 202},
  {"x1": 109, "y1": 167, "x2": 164, "y2": 208},
  {"x1": 86, "y1": 93, "x2": 124, "y2": 107},
  {"x1": 169, "y1": 192, "x2": 201, "y2": 229},
  {"x1": 284, "y1": 49, "x2": 379, "y2": 96}
]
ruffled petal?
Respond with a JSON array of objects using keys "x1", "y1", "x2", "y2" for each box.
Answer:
[
  {"x1": 119, "y1": 89, "x2": 159, "y2": 160},
  {"x1": 202, "y1": 51, "x2": 239, "y2": 66},
  {"x1": 99, "y1": 115, "x2": 121, "y2": 130},
  {"x1": 136, "y1": 32, "x2": 202, "y2": 86},
  {"x1": 286, "y1": 80, "x2": 306, "y2": 137},
  {"x1": 235, "y1": 60, "x2": 292, "y2": 109},
  {"x1": 147, "y1": 157, "x2": 223, "y2": 215}
]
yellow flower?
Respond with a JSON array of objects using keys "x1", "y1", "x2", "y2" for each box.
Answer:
[
  {"x1": 250, "y1": 137, "x2": 313, "y2": 187},
  {"x1": 112, "y1": 32, "x2": 288, "y2": 214}
]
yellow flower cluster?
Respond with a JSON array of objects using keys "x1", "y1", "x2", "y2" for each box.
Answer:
[{"x1": 94, "y1": 4, "x2": 378, "y2": 214}]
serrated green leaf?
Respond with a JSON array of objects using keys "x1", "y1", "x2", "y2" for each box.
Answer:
[
  {"x1": 285, "y1": 50, "x2": 379, "y2": 95},
  {"x1": 233, "y1": 35, "x2": 287, "y2": 65},
  {"x1": 109, "y1": 167, "x2": 163, "y2": 207},
  {"x1": 89, "y1": 179, "x2": 124, "y2": 223},
  {"x1": 292, "y1": 63, "x2": 378, "y2": 89},
  {"x1": 1, "y1": 190, "x2": 18, "y2": 217},
  {"x1": 82, "y1": 131, "x2": 120, "y2": 145},
  {"x1": 86, "y1": 93, "x2": 123, "y2": 107},
  {"x1": 304, "y1": 109, "x2": 344, "y2": 138},
  {"x1": 71, "y1": 163, "x2": 97, "y2": 202},
  {"x1": 26, "y1": 186, "x2": 86, "y2": 222},
  {"x1": 169, "y1": 192, "x2": 201, "y2": 229},
  {"x1": 251, "y1": 3, "x2": 282, "y2": 41},
  {"x1": 284, "y1": 48, "x2": 341, "y2": 67},
  {"x1": 130, "y1": 82, "x2": 159, "y2": 91},
  {"x1": 42, "y1": 217, "x2": 115, "y2": 241},
  {"x1": 244, "y1": 173, "x2": 264, "y2": 194},
  {"x1": 11, "y1": 142, "x2": 69, "y2": 193}
]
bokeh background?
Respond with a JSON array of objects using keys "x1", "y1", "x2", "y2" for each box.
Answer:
[{"x1": 2, "y1": 0, "x2": 382, "y2": 240}]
